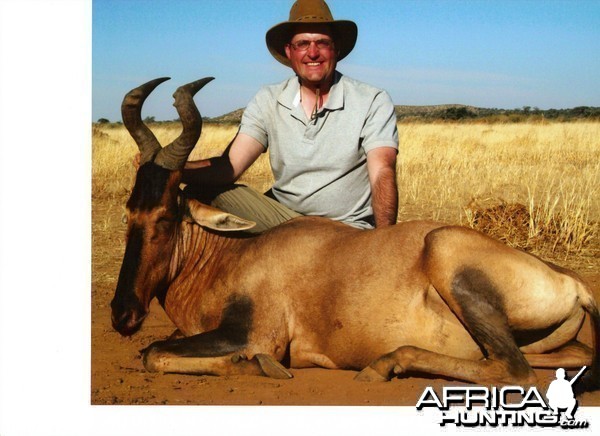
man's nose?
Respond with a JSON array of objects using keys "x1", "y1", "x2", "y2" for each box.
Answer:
[{"x1": 306, "y1": 42, "x2": 320, "y2": 57}]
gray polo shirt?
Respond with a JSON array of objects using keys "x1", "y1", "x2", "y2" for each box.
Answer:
[{"x1": 239, "y1": 71, "x2": 398, "y2": 229}]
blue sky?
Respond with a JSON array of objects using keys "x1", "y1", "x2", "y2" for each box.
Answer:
[{"x1": 93, "y1": 0, "x2": 600, "y2": 122}]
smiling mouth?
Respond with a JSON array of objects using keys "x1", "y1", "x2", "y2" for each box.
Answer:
[{"x1": 306, "y1": 62, "x2": 322, "y2": 66}]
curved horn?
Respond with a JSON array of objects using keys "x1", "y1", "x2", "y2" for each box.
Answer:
[
  {"x1": 121, "y1": 77, "x2": 170, "y2": 165},
  {"x1": 154, "y1": 77, "x2": 215, "y2": 170}
]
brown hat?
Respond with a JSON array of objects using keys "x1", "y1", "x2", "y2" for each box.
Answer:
[{"x1": 266, "y1": 0, "x2": 358, "y2": 67}]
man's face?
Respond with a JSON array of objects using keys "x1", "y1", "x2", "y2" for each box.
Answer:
[{"x1": 284, "y1": 24, "x2": 338, "y2": 88}]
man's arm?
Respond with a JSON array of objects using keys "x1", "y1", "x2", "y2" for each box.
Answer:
[
  {"x1": 182, "y1": 133, "x2": 264, "y2": 186},
  {"x1": 366, "y1": 147, "x2": 398, "y2": 227}
]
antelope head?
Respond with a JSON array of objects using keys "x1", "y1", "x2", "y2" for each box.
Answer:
[{"x1": 110, "y1": 77, "x2": 212, "y2": 336}]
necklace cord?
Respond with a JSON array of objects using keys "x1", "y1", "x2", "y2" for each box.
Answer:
[{"x1": 311, "y1": 87, "x2": 320, "y2": 121}]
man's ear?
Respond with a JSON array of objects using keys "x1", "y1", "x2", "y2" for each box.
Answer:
[
  {"x1": 284, "y1": 43, "x2": 292, "y2": 60},
  {"x1": 184, "y1": 198, "x2": 256, "y2": 232}
]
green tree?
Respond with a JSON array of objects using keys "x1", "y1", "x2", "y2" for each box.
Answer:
[{"x1": 441, "y1": 107, "x2": 476, "y2": 120}]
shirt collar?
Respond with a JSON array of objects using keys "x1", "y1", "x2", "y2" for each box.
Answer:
[{"x1": 324, "y1": 71, "x2": 344, "y2": 111}]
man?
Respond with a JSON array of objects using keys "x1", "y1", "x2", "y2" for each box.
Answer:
[
  {"x1": 546, "y1": 367, "x2": 584, "y2": 420},
  {"x1": 182, "y1": 0, "x2": 399, "y2": 232}
]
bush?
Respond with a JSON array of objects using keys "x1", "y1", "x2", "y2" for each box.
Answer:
[{"x1": 441, "y1": 107, "x2": 477, "y2": 120}]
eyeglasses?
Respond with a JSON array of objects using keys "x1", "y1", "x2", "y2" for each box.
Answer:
[{"x1": 288, "y1": 39, "x2": 334, "y2": 52}]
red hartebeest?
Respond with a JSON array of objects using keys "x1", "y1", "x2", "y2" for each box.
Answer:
[{"x1": 110, "y1": 77, "x2": 600, "y2": 392}]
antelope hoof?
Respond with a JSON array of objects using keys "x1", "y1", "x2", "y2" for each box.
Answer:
[
  {"x1": 142, "y1": 346, "x2": 167, "y2": 373},
  {"x1": 354, "y1": 366, "x2": 389, "y2": 382},
  {"x1": 255, "y1": 354, "x2": 293, "y2": 379}
]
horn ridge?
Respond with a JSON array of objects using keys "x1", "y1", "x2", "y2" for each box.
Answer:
[
  {"x1": 154, "y1": 77, "x2": 215, "y2": 170},
  {"x1": 121, "y1": 77, "x2": 171, "y2": 165}
]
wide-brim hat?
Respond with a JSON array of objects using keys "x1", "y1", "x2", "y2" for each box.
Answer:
[{"x1": 266, "y1": 0, "x2": 358, "y2": 67}]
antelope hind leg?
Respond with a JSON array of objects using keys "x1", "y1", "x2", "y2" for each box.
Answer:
[
  {"x1": 355, "y1": 345, "x2": 536, "y2": 386},
  {"x1": 524, "y1": 341, "x2": 593, "y2": 369},
  {"x1": 357, "y1": 268, "x2": 538, "y2": 385}
]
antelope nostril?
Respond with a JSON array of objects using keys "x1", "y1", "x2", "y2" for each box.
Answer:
[{"x1": 112, "y1": 308, "x2": 147, "y2": 336}]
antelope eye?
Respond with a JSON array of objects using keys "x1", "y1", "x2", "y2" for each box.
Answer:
[{"x1": 156, "y1": 217, "x2": 174, "y2": 230}]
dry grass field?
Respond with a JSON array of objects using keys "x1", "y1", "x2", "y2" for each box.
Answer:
[
  {"x1": 92, "y1": 120, "x2": 600, "y2": 405},
  {"x1": 93, "y1": 121, "x2": 599, "y2": 259}
]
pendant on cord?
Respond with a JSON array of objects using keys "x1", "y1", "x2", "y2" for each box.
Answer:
[{"x1": 311, "y1": 87, "x2": 321, "y2": 121}]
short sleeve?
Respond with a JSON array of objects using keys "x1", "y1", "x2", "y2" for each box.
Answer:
[
  {"x1": 360, "y1": 91, "x2": 399, "y2": 154},
  {"x1": 239, "y1": 91, "x2": 269, "y2": 150}
]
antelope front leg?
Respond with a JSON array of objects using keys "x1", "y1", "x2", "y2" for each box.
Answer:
[
  {"x1": 143, "y1": 347, "x2": 291, "y2": 379},
  {"x1": 141, "y1": 333, "x2": 292, "y2": 379}
]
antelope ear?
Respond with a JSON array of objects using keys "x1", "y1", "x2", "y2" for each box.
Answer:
[{"x1": 185, "y1": 198, "x2": 256, "y2": 231}]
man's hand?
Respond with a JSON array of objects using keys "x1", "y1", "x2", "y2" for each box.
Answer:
[{"x1": 182, "y1": 133, "x2": 263, "y2": 186}]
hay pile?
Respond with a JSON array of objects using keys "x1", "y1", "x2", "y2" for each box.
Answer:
[{"x1": 464, "y1": 198, "x2": 597, "y2": 257}]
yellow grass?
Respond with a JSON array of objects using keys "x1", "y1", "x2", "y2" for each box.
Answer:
[
  {"x1": 398, "y1": 122, "x2": 599, "y2": 256},
  {"x1": 92, "y1": 123, "x2": 273, "y2": 198},
  {"x1": 92, "y1": 121, "x2": 599, "y2": 258}
]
